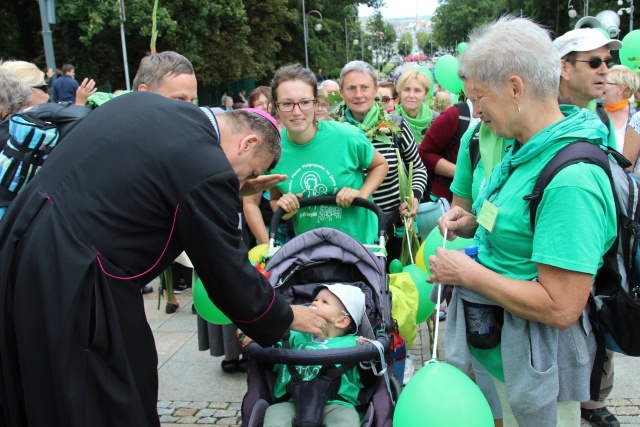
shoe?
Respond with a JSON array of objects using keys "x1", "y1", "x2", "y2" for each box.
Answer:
[
  {"x1": 141, "y1": 285, "x2": 153, "y2": 295},
  {"x1": 438, "y1": 310, "x2": 447, "y2": 321},
  {"x1": 165, "y1": 302, "x2": 179, "y2": 314},
  {"x1": 403, "y1": 355, "x2": 414, "y2": 385},
  {"x1": 173, "y1": 281, "x2": 189, "y2": 294},
  {"x1": 580, "y1": 407, "x2": 620, "y2": 427},
  {"x1": 221, "y1": 358, "x2": 240, "y2": 373},
  {"x1": 191, "y1": 304, "x2": 197, "y2": 315},
  {"x1": 238, "y1": 355, "x2": 251, "y2": 373}
]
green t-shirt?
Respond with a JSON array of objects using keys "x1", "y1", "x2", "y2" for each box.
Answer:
[
  {"x1": 473, "y1": 106, "x2": 617, "y2": 280},
  {"x1": 272, "y1": 331, "x2": 363, "y2": 408},
  {"x1": 271, "y1": 121, "x2": 377, "y2": 244},
  {"x1": 450, "y1": 123, "x2": 513, "y2": 202}
]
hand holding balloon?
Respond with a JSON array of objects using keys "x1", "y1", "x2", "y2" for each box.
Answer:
[
  {"x1": 427, "y1": 247, "x2": 475, "y2": 286},
  {"x1": 437, "y1": 206, "x2": 478, "y2": 240}
]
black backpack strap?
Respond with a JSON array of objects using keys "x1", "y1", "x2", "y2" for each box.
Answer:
[
  {"x1": 468, "y1": 122, "x2": 483, "y2": 172},
  {"x1": 588, "y1": 295, "x2": 606, "y2": 402},
  {"x1": 595, "y1": 102, "x2": 612, "y2": 130},
  {"x1": 453, "y1": 102, "x2": 471, "y2": 145},
  {"x1": 524, "y1": 142, "x2": 612, "y2": 231}
]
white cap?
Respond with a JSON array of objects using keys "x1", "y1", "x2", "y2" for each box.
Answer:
[
  {"x1": 313, "y1": 284, "x2": 366, "y2": 333},
  {"x1": 553, "y1": 28, "x2": 622, "y2": 58}
]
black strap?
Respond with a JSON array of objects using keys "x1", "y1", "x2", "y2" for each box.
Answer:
[
  {"x1": 525, "y1": 142, "x2": 612, "y2": 231},
  {"x1": 588, "y1": 296, "x2": 605, "y2": 402},
  {"x1": 595, "y1": 103, "x2": 612, "y2": 130},
  {"x1": 468, "y1": 122, "x2": 483, "y2": 172},
  {"x1": 452, "y1": 102, "x2": 471, "y2": 150}
]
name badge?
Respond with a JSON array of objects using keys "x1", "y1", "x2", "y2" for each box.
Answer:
[{"x1": 477, "y1": 200, "x2": 499, "y2": 233}]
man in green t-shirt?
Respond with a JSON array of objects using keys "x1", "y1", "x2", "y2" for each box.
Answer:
[{"x1": 553, "y1": 28, "x2": 622, "y2": 427}]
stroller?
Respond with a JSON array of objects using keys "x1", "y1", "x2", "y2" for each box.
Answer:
[{"x1": 241, "y1": 196, "x2": 399, "y2": 427}]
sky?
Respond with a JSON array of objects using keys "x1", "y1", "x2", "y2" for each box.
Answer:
[{"x1": 358, "y1": 0, "x2": 439, "y2": 20}]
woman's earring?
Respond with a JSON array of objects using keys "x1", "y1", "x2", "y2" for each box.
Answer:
[{"x1": 516, "y1": 103, "x2": 521, "y2": 112}]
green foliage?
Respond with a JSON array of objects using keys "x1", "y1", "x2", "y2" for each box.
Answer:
[
  {"x1": 432, "y1": 0, "x2": 506, "y2": 49},
  {"x1": 398, "y1": 33, "x2": 413, "y2": 57},
  {"x1": 3, "y1": 0, "x2": 383, "y2": 92},
  {"x1": 415, "y1": 31, "x2": 432, "y2": 54}
]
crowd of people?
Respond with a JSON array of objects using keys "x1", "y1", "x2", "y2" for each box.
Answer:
[{"x1": 0, "y1": 14, "x2": 638, "y2": 427}]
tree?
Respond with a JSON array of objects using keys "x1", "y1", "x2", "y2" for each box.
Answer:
[
  {"x1": 398, "y1": 33, "x2": 412, "y2": 57},
  {"x1": 415, "y1": 31, "x2": 432, "y2": 55},
  {"x1": 432, "y1": 0, "x2": 506, "y2": 50},
  {"x1": 364, "y1": 10, "x2": 396, "y2": 71}
]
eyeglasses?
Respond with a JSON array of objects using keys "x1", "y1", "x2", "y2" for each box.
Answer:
[
  {"x1": 32, "y1": 84, "x2": 48, "y2": 93},
  {"x1": 574, "y1": 57, "x2": 616, "y2": 69},
  {"x1": 375, "y1": 96, "x2": 392, "y2": 103},
  {"x1": 275, "y1": 99, "x2": 316, "y2": 112}
]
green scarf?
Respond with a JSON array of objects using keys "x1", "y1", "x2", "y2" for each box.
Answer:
[
  {"x1": 395, "y1": 102, "x2": 434, "y2": 143},
  {"x1": 341, "y1": 101, "x2": 398, "y2": 144},
  {"x1": 472, "y1": 105, "x2": 609, "y2": 214}
]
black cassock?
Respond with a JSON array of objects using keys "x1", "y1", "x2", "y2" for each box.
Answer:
[{"x1": 0, "y1": 93, "x2": 292, "y2": 427}]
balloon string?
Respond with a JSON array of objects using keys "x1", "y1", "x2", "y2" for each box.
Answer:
[
  {"x1": 405, "y1": 224, "x2": 415, "y2": 264},
  {"x1": 431, "y1": 228, "x2": 448, "y2": 361}
]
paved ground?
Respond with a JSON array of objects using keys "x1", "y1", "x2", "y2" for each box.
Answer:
[{"x1": 146, "y1": 278, "x2": 640, "y2": 426}]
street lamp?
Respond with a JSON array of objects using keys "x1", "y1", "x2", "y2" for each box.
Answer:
[
  {"x1": 117, "y1": 0, "x2": 131, "y2": 90},
  {"x1": 345, "y1": 21, "x2": 360, "y2": 63},
  {"x1": 618, "y1": 0, "x2": 634, "y2": 31},
  {"x1": 567, "y1": 0, "x2": 589, "y2": 17},
  {"x1": 302, "y1": 0, "x2": 322, "y2": 69}
]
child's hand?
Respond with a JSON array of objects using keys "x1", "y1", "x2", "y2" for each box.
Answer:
[{"x1": 356, "y1": 336, "x2": 372, "y2": 346}]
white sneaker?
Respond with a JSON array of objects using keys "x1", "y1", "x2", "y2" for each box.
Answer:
[{"x1": 403, "y1": 355, "x2": 415, "y2": 385}]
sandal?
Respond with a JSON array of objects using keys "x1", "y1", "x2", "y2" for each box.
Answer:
[
  {"x1": 221, "y1": 358, "x2": 240, "y2": 373},
  {"x1": 165, "y1": 302, "x2": 179, "y2": 314}
]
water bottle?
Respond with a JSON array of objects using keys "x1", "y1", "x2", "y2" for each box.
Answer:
[{"x1": 461, "y1": 245, "x2": 503, "y2": 349}]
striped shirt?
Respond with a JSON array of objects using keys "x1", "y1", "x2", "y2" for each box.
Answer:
[{"x1": 369, "y1": 116, "x2": 428, "y2": 213}]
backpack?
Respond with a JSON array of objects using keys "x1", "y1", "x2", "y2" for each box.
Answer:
[
  {"x1": 0, "y1": 103, "x2": 90, "y2": 216},
  {"x1": 525, "y1": 141, "x2": 640, "y2": 400}
]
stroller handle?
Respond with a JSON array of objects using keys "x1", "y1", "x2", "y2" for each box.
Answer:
[
  {"x1": 269, "y1": 196, "x2": 386, "y2": 242},
  {"x1": 243, "y1": 332, "x2": 391, "y2": 365}
]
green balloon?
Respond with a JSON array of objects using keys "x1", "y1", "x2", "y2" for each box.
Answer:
[
  {"x1": 193, "y1": 278, "x2": 232, "y2": 325},
  {"x1": 403, "y1": 264, "x2": 435, "y2": 323},
  {"x1": 389, "y1": 258, "x2": 403, "y2": 274},
  {"x1": 457, "y1": 42, "x2": 468, "y2": 54},
  {"x1": 422, "y1": 226, "x2": 474, "y2": 269},
  {"x1": 620, "y1": 30, "x2": 640, "y2": 70},
  {"x1": 415, "y1": 65, "x2": 435, "y2": 97},
  {"x1": 394, "y1": 360, "x2": 494, "y2": 427},
  {"x1": 434, "y1": 55, "x2": 464, "y2": 94}
]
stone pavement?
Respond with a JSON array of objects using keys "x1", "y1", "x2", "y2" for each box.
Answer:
[{"x1": 146, "y1": 279, "x2": 640, "y2": 426}]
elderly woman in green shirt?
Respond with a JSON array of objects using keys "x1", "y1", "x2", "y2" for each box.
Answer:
[{"x1": 428, "y1": 16, "x2": 616, "y2": 427}]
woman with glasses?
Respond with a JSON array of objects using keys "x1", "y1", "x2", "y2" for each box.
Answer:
[
  {"x1": 600, "y1": 65, "x2": 639, "y2": 152},
  {"x1": 377, "y1": 81, "x2": 398, "y2": 113},
  {"x1": 335, "y1": 61, "x2": 428, "y2": 262},
  {"x1": 268, "y1": 64, "x2": 388, "y2": 244},
  {"x1": 315, "y1": 89, "x2": 332, "y2": 121},
  {"x1": 395, "y1": 69, "x2": 439, "y2": 143},
  {"x1": 247, "y1": 86, "x2": 271, "y2": 113},
  {"x1": 0, "y1": 61, "x2": 50, "y2": 106}
]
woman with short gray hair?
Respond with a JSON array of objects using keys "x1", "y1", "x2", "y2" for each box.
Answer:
[
  {"x1": 335, "y1": 60, "x2": 428, "y2": 263},
  {"x1": 428, "y1": 16, "x2": 616, "y2": 426},
  {"x1": 0, "y1": 70, "x2": 32, "y2": 120}
]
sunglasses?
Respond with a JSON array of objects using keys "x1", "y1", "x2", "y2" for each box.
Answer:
[
  {"x1": 375, "y1": 96, "x2": 392, "y2": 103},
  {"x1": 574, "y1": 57, "x2": 616, "y2": 69},
  {"x1": 32, "y1": 84, "x2": 49, "y2": 93}
]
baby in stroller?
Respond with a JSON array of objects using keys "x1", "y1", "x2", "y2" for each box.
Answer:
[{"x1": 242, "y1": 283, "x2": 372, "y2": 427}]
